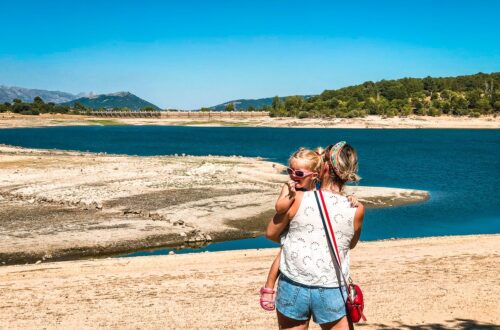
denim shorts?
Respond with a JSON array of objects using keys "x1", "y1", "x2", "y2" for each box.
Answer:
[{"x1": 276, "y1": 274, "x2": 347, "y2": 325}]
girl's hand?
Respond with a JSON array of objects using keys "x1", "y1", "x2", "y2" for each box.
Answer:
[
  {"x1": 347, "y1": 194, "x2": 359, "y2": 207},
  {"x1": 286, "y1": 180, "x2": 297, "y2": 199}
]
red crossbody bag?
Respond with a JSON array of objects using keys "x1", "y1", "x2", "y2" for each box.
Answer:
[{"x1": 314, "y1": 190, "x2": 366, "y2": 323}]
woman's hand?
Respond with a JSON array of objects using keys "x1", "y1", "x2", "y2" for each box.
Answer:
[
  {"x1": 347, "y1": 194, "x2": 359, "y2": 207},
  {"x1": 350, "y1": 202, "x2": 365, "y2": 249}
]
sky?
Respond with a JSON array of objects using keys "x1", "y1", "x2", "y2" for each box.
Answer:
[{"x1": 0, "y1": 0, "x2": 499, "y2": 109}]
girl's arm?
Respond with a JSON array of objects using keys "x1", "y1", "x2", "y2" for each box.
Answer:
[
  {"x1": 349, "y1": 203, "x2": 365, "y2": 249},
  {"x1": 267, "y1": 191, "x2": 303, "y2": 243}
]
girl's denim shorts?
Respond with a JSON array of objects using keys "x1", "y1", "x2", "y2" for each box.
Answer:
[{"x1": 276, "y1": 274, "x2": 347, "y2": 325}]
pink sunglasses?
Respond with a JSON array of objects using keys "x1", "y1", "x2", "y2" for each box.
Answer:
[{"x1": 287, "y1": 167, "x2": 315, "y2": 178}]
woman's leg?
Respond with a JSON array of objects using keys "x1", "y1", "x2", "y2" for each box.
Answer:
[
  {"x1": 319, "y1": 316, "x2": 351, "y2": 330},
  {"x1": 277, "y1": 311, "x2": 310, "y2": 330}
]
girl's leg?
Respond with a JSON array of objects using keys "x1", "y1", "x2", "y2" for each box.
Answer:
[
  {"x1": 265, "y1": 248, "x2": 282, "y2": 289},
  {"x1": 260, "y1": 249, "x2": 282, "y2": 310},
  {"x1": 319, "y1": 316, "x2": 351, "y2": 330}
]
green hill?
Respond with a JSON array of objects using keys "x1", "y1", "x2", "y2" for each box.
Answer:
[
  {"x1": 209, "y1": 96, "x2": 313, "y2": 111},
  {"x1": 62, "y1": 92, "x2": 160, "y2": 111}
]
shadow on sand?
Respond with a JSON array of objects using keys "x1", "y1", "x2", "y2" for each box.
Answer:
[{"x1": 357, "y1": 318, "x2": 498, "y2": 329}]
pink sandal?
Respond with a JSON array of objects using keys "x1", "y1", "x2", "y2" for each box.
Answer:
[{"x1": 260, "y1": 287, "x2": 275, "y2": 311}]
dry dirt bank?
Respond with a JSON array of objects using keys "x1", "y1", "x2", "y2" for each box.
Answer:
[
  {"x1": 0, "y1": 113, "x2": 499, "y2": 129},
  {"x1": 0, "y1": 145, "x2": 428, "y2": 265},
  {"x1": 0, "y1": 234, "x2": 498, "y2": 329}
]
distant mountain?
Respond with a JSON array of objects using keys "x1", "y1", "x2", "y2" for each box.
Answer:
[
  {"x1": 62, "y1": 92, "x2": 161, "y2": 110},
  {"x1": 209, "y1": 95, "x2": 314, "y2": 111},
  {"x1": 0, "y1": 85, "x2": 77, "y2": 104}
]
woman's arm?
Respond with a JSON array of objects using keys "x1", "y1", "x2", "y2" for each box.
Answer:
[
  {"x1": 349, "y1": 202, "x2": 365, "y2": 249},
  {"x1": 266, "y1": 212, "x2": 290, "y2": 243}
]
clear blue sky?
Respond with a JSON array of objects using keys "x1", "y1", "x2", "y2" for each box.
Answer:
[{"x1": 1, "y1": 0, "x2": 499, "y2": 109}]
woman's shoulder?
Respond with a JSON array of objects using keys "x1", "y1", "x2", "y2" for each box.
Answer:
[{"x1": 321, "y1": 190, "x2": 350, "y2": 205}]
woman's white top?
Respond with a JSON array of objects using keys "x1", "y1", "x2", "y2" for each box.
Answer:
[{"x1": 280, "y1": 190, "x2": 356, "y2": 288}]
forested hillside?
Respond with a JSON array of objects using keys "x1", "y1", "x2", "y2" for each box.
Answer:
[{"x1": 257, "y1": 72, "x2": 499, "y2": 118}]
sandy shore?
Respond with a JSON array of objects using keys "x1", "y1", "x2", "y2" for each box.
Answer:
[
  {"x1": 0, "y1": 145, "x2": 428, "y2": 265},
  {"x1": 0, "y1": 234, "x2": 498, "y2": 329},
  {"x1": 0, "y1": 113, "x2": 499, "y2": 129}
]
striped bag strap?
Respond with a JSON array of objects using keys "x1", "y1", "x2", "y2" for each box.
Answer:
[{"x1": 313, "y1": 190, "x2": 350, "y2": 288}]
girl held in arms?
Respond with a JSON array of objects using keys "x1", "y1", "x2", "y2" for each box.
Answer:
[{"x1": 260, "y1": 146, "x2": 358, "y2": 312}]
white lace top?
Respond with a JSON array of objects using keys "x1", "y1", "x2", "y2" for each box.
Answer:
[{"x1": 280, "y1": 191, "x2": 356, "y2": 287}]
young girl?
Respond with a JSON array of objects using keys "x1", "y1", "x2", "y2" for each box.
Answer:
[
  {"x1": 259, "y1": 147, "x2": 322, "y2": 311},
  {"x1": 259, "y1": 146, "x2": 359, "y2": 311}
]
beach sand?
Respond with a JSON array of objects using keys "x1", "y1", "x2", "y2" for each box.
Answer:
[
  {"x1": 0, "y1": 234, "x2": 498, "y2": 329},
  {"x1": 0, "y1": 113, "x2": 499, "y2": 129},
  {"x1": 0, "y1": 145, "x2": 428, "y2": 265}
]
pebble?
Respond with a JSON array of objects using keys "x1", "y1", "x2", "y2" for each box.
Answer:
[{"x1": 168, "y1": 251, "x2": 175, "y2": 255}]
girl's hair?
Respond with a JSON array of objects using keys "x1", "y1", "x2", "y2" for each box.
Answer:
[
  {"x1": 288, "y1": 147, "x2": 322, "y2": 174},
  {"x1": 322, "y1": 142, "x2": 361, "y2": 186}
]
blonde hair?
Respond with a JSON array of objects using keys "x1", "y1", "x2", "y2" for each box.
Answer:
[
  {"x1": 323, "y1": 143, "x2": 361, "y2": 186},
  {"x1": 288, "y1": 147, "x2": 322, "y2": 174}
]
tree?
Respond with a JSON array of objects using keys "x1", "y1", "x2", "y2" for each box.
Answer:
[
  {"x1": 33, "y1": 96, "x2": 44, "y2": 104},
  {"x1": 141, "y1": 106, "x2": 156, "y2": 112},
  {"x1": 224, "y1": 103, "x2": 235, "y2": 112},
  {"x1": 73, "y1": 102, "x2": 87, "y2": 112},
  {"x1": 284, "y1": 96, "x2": 304, "y2": 116},
  {"x1": 270, "y1": 96, "x2": 286, "y2": 117}
]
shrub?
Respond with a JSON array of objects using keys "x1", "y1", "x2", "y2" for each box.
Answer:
[
  {"x1": 428, "y1": 108, "x2": 442, "y2": 117},
  {"x1": 298, "y1": 111, "x2": 310, "y2": 119}
]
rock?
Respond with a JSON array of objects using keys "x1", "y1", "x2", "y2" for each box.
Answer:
[
  {"x1": 180, "y1": 232, "x2": 187, "y2": 237},
  {"x1": 168, "y1": 251, "x2": 175, "y2": 255},
  {"x1": 205, "y1": 234, "x2": 212, "y2": 241},
  {"x1": 123, "y1": 208, "x2": 141, "y2": 215},
  {"x1": 35, "y1": 260, "x2": 42, "y2": 265},
  {"x1": 149, "y1": 212, "x2": 163, "y2": 221},
  {"x1": 173, "y1": 220, "x2": 185, "y2": 226}
]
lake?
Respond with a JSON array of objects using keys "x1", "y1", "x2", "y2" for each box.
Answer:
[{"x1": 0, "y1": 126, "x2": 498, "y2": 256}]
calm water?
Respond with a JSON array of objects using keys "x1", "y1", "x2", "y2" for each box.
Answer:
[{"x1": 0, "y1": 126, "x2": 499, "y2": 256}]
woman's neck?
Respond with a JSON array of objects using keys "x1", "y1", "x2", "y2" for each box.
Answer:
[{"x1": 320, "y1": 182, "x2": 343, "y2": 194}]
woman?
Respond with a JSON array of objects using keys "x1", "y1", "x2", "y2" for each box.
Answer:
[{"x1": 266, "y1": 141, "x2": 365, "y2": 330}]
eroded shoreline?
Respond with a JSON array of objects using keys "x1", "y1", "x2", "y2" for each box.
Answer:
[
  {"x1": 0, "y1": 144, "x2": 429, "y2": 265},
  {"x1": 0, "y1": 112, "x2": 499, "y2": 129}
]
